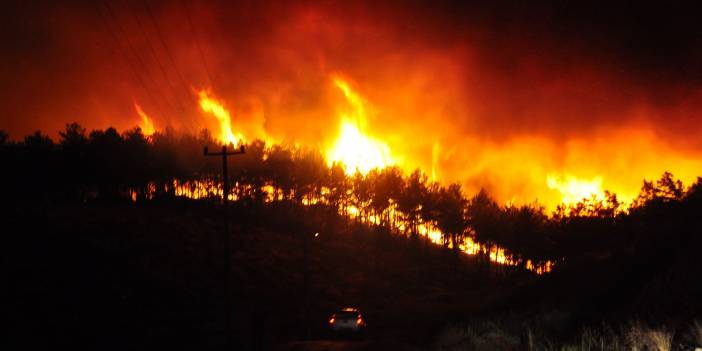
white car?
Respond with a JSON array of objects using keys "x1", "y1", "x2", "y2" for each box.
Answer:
[{"x1": 328, "y1": 308, "x2": 366, "y2": 332}]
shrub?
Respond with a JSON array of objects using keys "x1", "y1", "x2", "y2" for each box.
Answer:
[
  {"x1": 625, "y1": 323, "x2": 673, "y2": 351},
  {"x1": 689, "y1": 320, "x2": 702, "y2": 348}
]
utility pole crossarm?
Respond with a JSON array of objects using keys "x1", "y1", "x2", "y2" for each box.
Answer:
[
  {"x1": 204, "y1": 145, "x2": 246, "y2": 156},
  {"x1": 203, "y1": 144, "x2": 245, "y2": 205}
]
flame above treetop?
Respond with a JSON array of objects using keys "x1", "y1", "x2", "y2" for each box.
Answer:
[
  {"x1": 134, "y1": 103, "x2": 155, "y2": 136},
  {"x1": 326, "y1": 76, "x2": 395, "y2": 175},
  {"x1": 197, "y1": 89, "x2": 243, "y2": 145},
  {"x1": 546, "y1": 174, "x2": 606, "y2": 206}
]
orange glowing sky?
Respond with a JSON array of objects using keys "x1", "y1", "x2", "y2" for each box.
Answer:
[{"x1": 2, "y1": 1, "x2": 702, "y2": 210}]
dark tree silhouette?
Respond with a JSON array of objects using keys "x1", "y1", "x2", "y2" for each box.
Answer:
[
  {"x1": 87, "y1": 127, "x2": 126, "y2": 200},
  {"x1": 292, "y1": 147, "x2": 326, "y2": 205},
  {"x1": 351, "y1": 171, "x2": 372, "y2": 223},
  {"x1": 467, "y1": 189, "x2": 501, "y2": 261},
  {"x1": 500, "y1": 203, "x2": 549, "y2": 267},
  {"x1": 23, "y1": 131, "x2": 57, "y2": 201},
  {"x1": 369, "y1": 167, "x2": 404, "y2": 229},
  {"x1": 122, "y1": 128, "x2": 151, "y2": 201},
  {"x1": 419, "y1": 181, "x2": 441, "y2": 228},
  {"x1": 398, "y1": 169, "x2": 428, "y2": 239},
  {"x1": 328, "y1": 162, "x2": 350, "y2": 214},
  {"x1": 58, "y1": 123, "x2": 89, "y2": 201},
  {"x1": 266, "y1": 145, "x2": 295, "y2": 201},
  {"x1": 436, "y1": 183, "x2": 468, "y2": 253},
  {"x1": 5, "y1": 123, "x2": 702, "y2": 278}
]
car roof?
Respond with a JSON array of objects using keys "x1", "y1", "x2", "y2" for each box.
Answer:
[{"x1": 336, "y1": 307, "x2": 360, "y2": 313}]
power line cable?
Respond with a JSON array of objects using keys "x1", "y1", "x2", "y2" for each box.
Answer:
[
  {"x1": 144, "y1": 0, "x2": 198, "y2": 99},
  {"x1": 126, "y1": 0, "x2": 188, "y2": 117},
  {"x1": 143, "y1": 0, "x2": 200, "y2": 127},
  {"x1": 93, "y1": 0, "x2": 168, "y2": 125},
  {"x1": 101, "y1": 0, "x2": 180, "y2": 120},
  {"x1": 182, "y1": 0, "x2": 215, "y2": 89}
]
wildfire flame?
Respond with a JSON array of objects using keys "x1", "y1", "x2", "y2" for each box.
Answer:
[
  {"x1": 546, "y1": 174, "x2": 605, "y2": 206},
  {"x1": 197, "y1": 89, "x2": 244, "y2": 145},
  {"x1": 139, "y1": 79, "x2": 698, "y2": 214},
  {"x1": 134, "y1": 103, "x2": 155, "y2": 135},
  {"x1": 326, "y1": 76, "x2": 395, "y2": 175}
]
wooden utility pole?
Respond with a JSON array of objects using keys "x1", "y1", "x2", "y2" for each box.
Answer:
[{"x1": 204, "y1": 144, "x2": 245, "y2": 349}]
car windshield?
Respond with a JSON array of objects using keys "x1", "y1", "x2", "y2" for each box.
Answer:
[{"x1": 335, "y1": 311, "x2": 359, "y2": 319}]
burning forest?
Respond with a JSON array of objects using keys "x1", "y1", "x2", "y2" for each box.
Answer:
[
  {"x1": 4, "y1": 1, "x2": 702, "y2": 350},
  {"x1": 4, "y1": 1, "x2": 702, "y2": 212}
]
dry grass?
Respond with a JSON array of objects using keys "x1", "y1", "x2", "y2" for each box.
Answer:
[
  {"x1": 577, "y1": 325, "x2": 623, "y2": 351},
  {"x1": 434, "y1": 320, "x2": 685, "y2": 351},
  {"x1": 625, "y1": 323, "x2": 673, "y2": 351},
  {"x1": 646, "y1": 329, "x2": 674, "y2": 351},
  {"x1": 690, "y1": 320, "x2": 702, "y2": 347}
]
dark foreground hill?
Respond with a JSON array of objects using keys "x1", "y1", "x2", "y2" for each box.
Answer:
[
  {"x1": 5, "y1": 200, "x2": 524, "y2": 350},
  {"x1": 5, "y1": 199, "x2": 702, "y2": 350}
]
